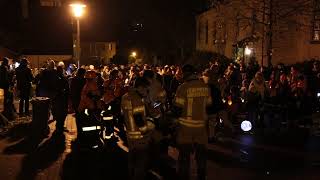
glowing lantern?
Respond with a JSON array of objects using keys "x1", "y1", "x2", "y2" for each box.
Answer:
[{"x1": 241, "y1": 120, "x2": 252, "y2": 132}]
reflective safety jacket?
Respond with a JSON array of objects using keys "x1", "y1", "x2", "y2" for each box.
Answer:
[
  {"x1": 146, "y1": 80, "x2": 166, "y2": 118},
  {"x1": 103, "y1": 78, "x2": 122, "y2": 104},
  {"x1": 174, "y1": 76, "x2": 212, "y2": 144},
  {"x1": 78, "y1": 81, "x2": 101, "y2": 112},
  {"x1": 121, "y1": 90, "x2": 153, "y2": 148}
]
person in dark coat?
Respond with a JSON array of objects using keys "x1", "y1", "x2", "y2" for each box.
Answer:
[
  {"x1": 70, "y1": 68, "x2": 86, "y2": 134},
  {"x1": 0, "y1": 57, "x2": 15, "y2": 119},
  {"x1": 37, "y1": 60, "x2": 59, "y2": 98},
  {"x1": 70, "y1": 68, "x2": 86, "y2": 112},
  {"x1": 0, "y1": 58, "x2": 10, "y2": 113},
  {"x1": 52, "y1": 63, "x2": 70, "y2": 134},
  {"x1": 15, "y1": 58, "x2": 33, "y2": 116}
]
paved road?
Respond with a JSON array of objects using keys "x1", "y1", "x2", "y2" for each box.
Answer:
[
  {"x1": 0, "y1": 114, "x2": 320, "y2": 180},
  {"x1": 0, "y1": 96, "x2": 320, "y2": 179}
]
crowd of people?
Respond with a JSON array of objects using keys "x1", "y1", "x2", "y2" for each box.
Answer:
[{"x1": 1, "y1": 56, "x2": 320, "y2": 179}]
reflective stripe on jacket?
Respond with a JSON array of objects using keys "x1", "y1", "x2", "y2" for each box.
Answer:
[{"x1": 178, "y1": 117, "x2": 206, "y2": 128}]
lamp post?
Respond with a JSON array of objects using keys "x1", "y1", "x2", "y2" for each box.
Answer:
[
  {"x1": 131, "y1": 51, "x2": 137, "y2": 58},
  {"x1": 70, "y1": 2, "x2": 86, "y2": 68}
]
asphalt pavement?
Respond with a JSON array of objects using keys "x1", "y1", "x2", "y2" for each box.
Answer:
[{"x1": 0, "y1": 97, "x2": 320, "y2": 179}]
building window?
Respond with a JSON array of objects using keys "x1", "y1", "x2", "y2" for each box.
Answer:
[
  {"x1": 198, "y1": 21, "x2": 201, "y2": 43},
  {"x1": 313, "y1": 0, "x2": 320, "y2": 41},
  {"x1": 40, "y1": 0, "x2": 62, "y2": 7},
  {"x1": 212, "y1": 21, "x2": 217, "y2": 44},
  {"x1": 205, "y1": 20, "x2": 209, "y2": 44}
]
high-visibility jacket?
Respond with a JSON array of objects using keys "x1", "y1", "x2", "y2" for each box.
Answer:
[
  {"x1": 121, "y1": 90, "x2": 153, "y2": 149},
  {"x1": 78, "y1": 81, "x2": 100, "y2": 112},
  {"x1": 173, "y1": 75, "x2": 212, "y2": 144},
  {"x1": 103, "y1": 78, "x2": 122, "y2": 104},
  {"x1": 146, "y1": 79, "x2": 166, "y2": 118}
]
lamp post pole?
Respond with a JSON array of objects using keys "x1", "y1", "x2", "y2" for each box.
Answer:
[
  {"x1": 76, "y1": 18, "x2": 81, "y2": 68},
  {"x1": 70, "y1": 3, "x2": 86, "y2": 68}
]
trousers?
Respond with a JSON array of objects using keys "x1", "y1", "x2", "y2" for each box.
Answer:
[
  {"x1": 178, "y1": 143, "x2": 207, "y2": 180},
  {"x1": 128, "y1": 145, "x2": 150, "y2": 180}
]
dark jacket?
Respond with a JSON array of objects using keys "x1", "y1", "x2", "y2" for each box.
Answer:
[
  {"x1": 0, "y1": 65, "x2": 9, "y2": 89},
  {"x1": 70, "y1": 76, "x2": 86, "y2": 110},
  {"x1": 37, "y1": 69, "x2": 59, "y2": 98},
  {"x1": 15, "y1": 65, "x2": 33, "y2": 90}
]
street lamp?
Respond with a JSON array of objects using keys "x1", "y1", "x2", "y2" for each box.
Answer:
[
  {"x1": 70, "y1": 2, "x2": 86, "y2": 68},
  {"x1": 131, "y1": 51, "x2": 137, "y2": 58},
  {"x1": 245, "y1": 46, "x2": 252, "y2": 56}
]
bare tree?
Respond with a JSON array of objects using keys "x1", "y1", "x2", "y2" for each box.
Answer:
[
  {"x1": 206, "y1": 0, "x2": 314, "y2": 66},
  {"x1": 233, "y1": 0, "x2": 313, "y2": 66}
]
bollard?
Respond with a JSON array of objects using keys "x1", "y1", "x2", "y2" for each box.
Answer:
[{"x1": 31, "y1": 97, "x2": 50, "y2": 137}]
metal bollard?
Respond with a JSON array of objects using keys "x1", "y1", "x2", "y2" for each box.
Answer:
[{"x1": 31, "y1": 97, "x2": 50, "y2": 137}]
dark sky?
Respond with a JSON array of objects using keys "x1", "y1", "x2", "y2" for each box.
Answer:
[
  {"x1": 0, "y1": 0, "x2": 205, "y2": 55},
  {"x1": 82, "y1": 0, "x2": 203, "y2": 54}
]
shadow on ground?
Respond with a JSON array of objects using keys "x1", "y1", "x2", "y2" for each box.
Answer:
[
  {"x1": 61, "y1": 140, "x2": 128, "y2": 180},
  {"x1": 15, "y1": 132, "x2": 66, "y2": 180},
  {"x1": 0, "y1": 122, "x2": 31, "y2": 142}
]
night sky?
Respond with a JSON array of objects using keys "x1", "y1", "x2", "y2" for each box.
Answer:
[{"x1": 0, "y1": 0, "x2": 206, "y2": 56}]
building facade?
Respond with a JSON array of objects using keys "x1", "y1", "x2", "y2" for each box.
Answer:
[
  {"x1": 81, "y1": 42, "x2": 117, "y2": 65},
  {"x1": 196, "y1": 0, "x2": 320, "y2": 66}
]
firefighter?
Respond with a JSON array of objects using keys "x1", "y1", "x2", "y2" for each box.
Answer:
[
  {"x1": 121, "y1": 77, "x2": 154, "y2": 180},
  {"x1": 173, "y1": 64, "x2": 212, "y2": 180},
  {"x1": 142, "y1": 70, "x2": 166, "y2": 119},
  {"x1": 103, "y1": 69, "x2": 122, "y2": 105},
  {"x1": 78, "y1": 70, "x2": 101, "y2": 112}
]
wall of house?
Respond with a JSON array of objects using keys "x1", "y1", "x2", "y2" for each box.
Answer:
[
  {"x1": 81, "y1": 42, "x2": 117, "y2": 65},
  {"x1": 196, "y1": 0, "x2": 320, "y2": 66},
  {"x1": 196, "y1": 2, "x2": 264, "y2": 64},
  {"x1": 24, "y1": 55, "x2": 72, "y2": 68},
  {"x1": 0, "y1": 47, "x2": 17, "y2": 59}
]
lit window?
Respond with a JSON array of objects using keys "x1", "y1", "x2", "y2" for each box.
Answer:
[
  {"x1": 212, "y1": 21, "x2": 217, "y2": 44},
  {"x1": 40, "y1": 0, "x2": 62, "y2": 7},
  {"x1": 313, "y1": 0, "x2": 320, "y2": 41},
  {"x1": 198, "y1": 21, "x2": 201, "y2": 43},
  {"x1": 205, "y1": 20, "x2": 209, "y2": 44}
]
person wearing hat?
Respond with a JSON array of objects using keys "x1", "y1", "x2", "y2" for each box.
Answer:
[
  {"x1": 15, "y1": 58, "x2": 33, "y2": 116},
  {"x1": 173, "y1": 64, "x2": 212, "y2": 180}
]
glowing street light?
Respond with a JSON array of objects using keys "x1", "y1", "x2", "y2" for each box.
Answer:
[
  {"x1": 70, "y1": 3, "x2": 86, "y2": 18},
  {"x1": 69, "y1": 2, "x2": 86, "y2": 68},
  {"x1": 245, "y1": 46, "x2": 252, "y2": 56},
  {"x1": 131, "y1": 51, "x2": 137, "y2": 58}
]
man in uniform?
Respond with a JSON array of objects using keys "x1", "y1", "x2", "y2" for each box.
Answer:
[
  {"x1": 78, "y1": 70, "x2": 101, "y2": 112},
  {"x1": 173, "y1": 64, "x2": 212, "y2": 180},
  {"x1": 143, "y1": 70, "x2": 166, "y2": 122},
  {"x1": 121, "y1": 77, "x2": 154, "y2": 180}
]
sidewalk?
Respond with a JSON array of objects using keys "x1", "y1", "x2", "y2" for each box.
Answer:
[{"x1": 0, "y1": 115, "x2": 77, "y2": 180}]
